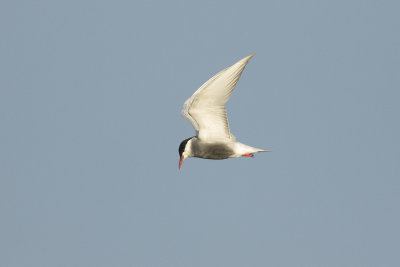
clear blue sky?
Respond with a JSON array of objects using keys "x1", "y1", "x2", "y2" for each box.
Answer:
[{"x1": 1, "y1": 0, "x2": 399, "y2": 266}]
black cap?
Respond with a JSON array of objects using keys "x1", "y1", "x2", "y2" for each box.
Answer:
[{"x1": 178, "y1": 137, "x2": 192, "y2": 157}]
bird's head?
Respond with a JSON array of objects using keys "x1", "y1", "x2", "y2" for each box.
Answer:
[{"x1": 178, "y1": 137, "x2": 194, "y2": 169}]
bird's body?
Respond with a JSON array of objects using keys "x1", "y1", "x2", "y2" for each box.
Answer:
[
  {"x1": 184, "y1": 137, "x2": 265, "y2": 159},
  {"x1": 178, "y1": 54, "x2": 269, "y2": 168}
]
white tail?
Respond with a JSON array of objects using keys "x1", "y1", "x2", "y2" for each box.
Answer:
[{"x1": 233, "y1": 142, "x2": 270, "y2": 157}]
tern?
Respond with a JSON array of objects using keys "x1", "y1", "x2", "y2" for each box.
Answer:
[{"x1": 178, "y1": 54, "x2": 269, "y2": 169}]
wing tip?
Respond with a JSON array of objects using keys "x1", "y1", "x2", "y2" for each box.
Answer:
[{"x1": 240, "y1": 53, "x2": 255, "y2": 64}]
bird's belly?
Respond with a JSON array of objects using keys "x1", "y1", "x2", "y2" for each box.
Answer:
[{"x1": 192, "y1": 142, "x2": 234, "y2": 160}]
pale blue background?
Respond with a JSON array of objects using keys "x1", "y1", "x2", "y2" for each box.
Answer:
[{"x1": 1, "y1": 0, "x2": 399, "y2": 266}]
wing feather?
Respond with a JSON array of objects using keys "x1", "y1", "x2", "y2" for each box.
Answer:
[{"x1": 181, "y1": 54, "x2": 254, "y2": 141}]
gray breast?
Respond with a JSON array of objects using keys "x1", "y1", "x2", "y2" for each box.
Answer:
[{"x1": 192, "y1": 141, "x2": 234, "y2": 160}]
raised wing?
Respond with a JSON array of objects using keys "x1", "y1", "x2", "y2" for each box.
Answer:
[{"x1": 181, "y1": 54, "x2": 254, "y2": 141}]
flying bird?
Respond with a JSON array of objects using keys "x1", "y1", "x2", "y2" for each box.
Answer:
[{"x1": 178, "y1": 54, "x2": 269, "y2": 169}]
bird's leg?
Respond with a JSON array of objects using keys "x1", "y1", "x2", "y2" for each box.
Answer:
[{"x1": 242, "y1": 153, "x2": 254, "y2": 157}]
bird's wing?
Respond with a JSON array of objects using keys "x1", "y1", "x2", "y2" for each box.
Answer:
[{"x1": 181, "y1": 54, "x2": 254, "y2": 141}]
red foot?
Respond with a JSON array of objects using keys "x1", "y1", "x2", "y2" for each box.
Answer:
[{"x1": 242, "y1": 153, "x2": 254, "y2": 157}]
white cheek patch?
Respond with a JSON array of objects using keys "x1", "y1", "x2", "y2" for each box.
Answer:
[{"x1": 183, "y1": 139, "x2": 194, "y2": 158}]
